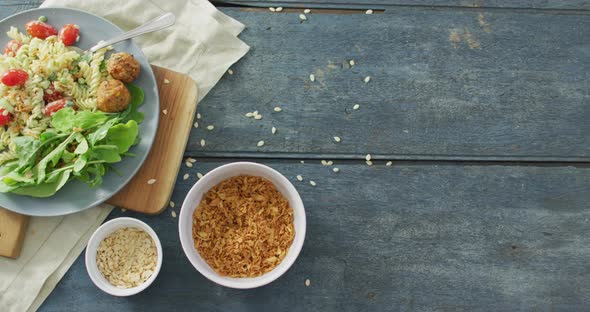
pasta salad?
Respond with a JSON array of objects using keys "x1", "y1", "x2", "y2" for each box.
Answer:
[{"x1": 0, "y1": 16, "x2": 145, "y2": 197}]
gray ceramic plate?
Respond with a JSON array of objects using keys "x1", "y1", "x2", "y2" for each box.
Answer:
[{"x1": 0, "y1": 8, "x2": 159, "y2": 216}]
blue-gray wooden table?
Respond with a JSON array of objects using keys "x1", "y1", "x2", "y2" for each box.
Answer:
[{"x1": 2, "y1": 1, "x2": 590, "y2": 311}]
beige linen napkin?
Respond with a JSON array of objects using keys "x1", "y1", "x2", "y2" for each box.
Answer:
[{"x1": 0, "y1": 1, "x2": 249, "y2": 311}]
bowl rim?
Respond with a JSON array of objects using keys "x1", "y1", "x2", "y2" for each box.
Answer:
[
  {"x1": 178, "y1": 161, "x2": 306, "y2": 289},
  {"x1": 85, "y1": 217, "x2": 163, "y2": 296}
]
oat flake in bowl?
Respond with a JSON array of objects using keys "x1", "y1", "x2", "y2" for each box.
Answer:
[{"x1": 96, "y1": 227, "x2": 158, "y2": 289}]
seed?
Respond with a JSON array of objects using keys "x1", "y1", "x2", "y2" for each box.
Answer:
[
  {"x1": 245, "y1": 112, "x2": 254, "y2": 117},
  {"x1": 353, "y1": 104, "x2": 360, "y2": 110},
  {"x1": 310, "y1": 181, "x2": 317, "y2": 186},
  {"x1": 304, "y1": 9, "x2": 311, "y2": 14},
  {"x1": 403, "y1": 129, "x2": 409, "y2": 133},
  {"x1": 185, "y1": 161, "x2": 193, "y2": 168},
  {"x1": 194, "y1": 122, "x2": 199, "y2": 128},
  {"x1": 197, "y1": 113, "x2": 201, "y2": 119},
  {"x1": 333, "y1": 167, "x2": 340, "y2": 173},
  {"x1": 333, "y1": 136, "x2": 341, "y2": 143},
  {"x1": 272, "y1": 127, "x2": 277, "y2": 134},
  {"x1": 305, "y1": 279, "x2": 311, "y2": 286},
  {"x1": 227, "y1": 69, "x2": 234, "y2": 75},
  {"x1": 386, "y1": 161, "x2": 393, "y2": 166},
  {"x1": 300, "y1": 160, "x2": 305, "y2": 164},
  {"x1": 163, "y1": 79, "x2": 170, "y2": 84},
  {"x1": 321, "y1": 160, "x2": 328, "y2": 166},
  {"x1": 187, "y1": 157, "x2": 197, "y2": 163},
  {"x1": 299, "y1": 14, "x2": 307, "y2": 21},
  {"x1": 171, "y1": 211, "x2": 177, "y2": 218},
  {"x1": 162, "y1": 109, "x2": 168, "y2": 115},
  {"x1": 147, "y1": 179, "x2": 156, "y2": 185},
  {"x1": 200, "y1": 139, "x2": 206, "y2": 147},
  {"x1": 297, "y1": 175, "x2": 303, "y2": 181},
  {"x1": 364, "y1": 76, "x2": 371, "y2": 83},
  {"x1": 349, "y1": 60, "x2": 355, "y2": 66},
  {"x1": 197, "y1": 172, "x2": 204, "y2": 179},
  {"x1": 206, "y1": 125, "x2": 214, "y2": 130},
  {"x1": 254, "y1": 115, "x2": 263, "y2": 120},
  {"x1": 269, "y1": 7, "x2": 276, "y2": 12},
  {"x1": 276, "y1": 7, "x2": 283, "y2": 12},
  {"x1": 309, "y1": 74, "x2": 315, "y2": 82},
  {"x1": 183, "y1": 173, "x2": 189, "y2": 180},
  {"x1": 257, "y1": 140, "x2": 265, "y2": 147},
  {"x1": 366, "y1": 9, "x2": 374, "y2": 14},
  {"x1": 326, "y1": 161, "x2": 333, "y2": 166},
  {"x1": 253, "y1": 110, "x2": 259, "y2": 115},
  {"x1": 274, "y1": 107, "x2": 282, "y2": 112},
  {"x1": 365, "y1": 154, "x2": 372, "y2": 161},
  {"x1": 170, "y1": 201, "x2": 175, "y2": 208},
  {"x1": 366, "y1": 160, "x2": 373, "y2": 166}
]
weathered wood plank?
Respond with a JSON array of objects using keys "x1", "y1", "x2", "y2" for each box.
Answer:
[
  {"x1": 2, "y1": 5, "x2": 589, "y2": 161},
  {"x1": 219, "y1": 0, "x2": 590, "y2": 11},
  {"x1": 40, "y1": 160, "x2": 590, "y2": 311},
  {"x1": 185, "y1": 8, "x2": 590, "y2": 161}
]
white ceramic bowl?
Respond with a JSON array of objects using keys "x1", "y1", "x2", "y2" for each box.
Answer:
[
  {"x1": 85, "y1": 217, "x2": 163, "y2": 296},
  {"x1": 179, "y1": 162, "x2": 306, "y2": 289}
]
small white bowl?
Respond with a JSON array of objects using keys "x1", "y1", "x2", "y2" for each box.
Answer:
[
  {"x1": 85, "y1": 217, "x2": 163, "y2": 296},
  {"x1": 179, "y1": 162, "x2": 306, "y2": 289}
]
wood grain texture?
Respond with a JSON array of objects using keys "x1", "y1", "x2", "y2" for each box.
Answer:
[
  {"x1": 0, "y1": 208, "x2": 28, "y2": 258},
  {"x1": 184, "y1": 8, "x2": 590, "y2": 161},
  {"x1": 107, "y1": 66, "x2": 198, "y2": 214},
  {"x1": 39, "y1": 160, "x2": 590, "y2": 311},
  {"x1": 220, "y1": 0, "x2": 590, "y2": 10}
]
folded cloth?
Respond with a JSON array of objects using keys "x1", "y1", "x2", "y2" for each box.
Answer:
[{"x1": 0, "y1": 0, "x2": 249, "y2": 311}]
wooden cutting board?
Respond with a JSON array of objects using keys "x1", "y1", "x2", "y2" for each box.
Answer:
[{"x1": 0, "y1": 65, "x2": 198, "y2": 259}]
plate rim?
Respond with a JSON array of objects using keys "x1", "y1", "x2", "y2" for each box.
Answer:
[{"x1": 0, "y1": 7, "x2": 160, "y2": 216}]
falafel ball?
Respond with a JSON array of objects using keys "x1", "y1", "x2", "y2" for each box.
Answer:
[
  {"x1": 97, "y1": 79, "x2": 131, "y2": 112},
  {"x1": 106, "y1": 52, "x2": 140, "y2": 83}
]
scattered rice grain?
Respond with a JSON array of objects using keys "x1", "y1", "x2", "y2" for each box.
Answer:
[
  {"x1": 296, "y1": 175, "x2": 303, "y2": 181},
  {"x1": 147, "y1": 179, "x2": 156, "y2": 185},
  {"x1": 272, "y1": 127, "x2": 277, "y2": 134},
  {"x1": 200, "y1": 139, "x2": 206, "y2": 147},
  {"x1": 365, "y1": 154, "x2": 372, "y2": 161},
  {"x1": 366, "y1": 160, "x2": 373, "y2": 166},
  {"x1": 309, "y1": 74, "x2": 315, "y2": 82},
  {"x1": 299, "y1": 14, "x2": 307, "y2": 21},
  {"x1": 274, "y1": 107, "x2": 282, "y2": 112},
  {"x1": 366, "y1": 9, "x2": 374, "y2": 14},
  {"x1": 194, "y1": 122, "x2": 199, "y2": 128},
  {"x1": 197, "y1": 113, "x2": 201, "y2": 119},
  {"x1": 227, "y1": 69, "x2": 234, "y2": 75},
  {"x1": 170, "y1": 201, "x2": 175, "y2": 208},
  {"x1": 364, "y1": 76, "x2": 371, "y2": 83},
  {"x1": 276, "y1": 7, "x2": 283, "y2": 12},
  {"x1": 197, "y1": 172, "x2": 204, "y2": 179},
  {"x1": 269, "y1": 7, "x2": 276, "y2": 12},
  {"x1": 304, "y1": 9, "x2": 311, "y2": 14},
  {"x1": 254, "y1": 115, "x2": 263, "y2": 120},
  {"x1": 353, "y1": 104, "x2": 360, "y2": 110},
  {"x1": 171, "y1": 211, "x2": 177, "y2": 218},
  {"x1": 183, "y1": 173, "x2": 189, "y2": 180},
  {"x1": 206, "y1": 125, "x2": 214, "y2": 131},
  {"x1": 386, "y1": 161, "x2": 393, "y2": 166},
  {"x1": 163, "y1": 79, "x2": 170, "y2": 84},
  {"x1": 333, "y1": 136, "x2": 341, "y2": 143},
  {"x1": 305, "y1": 279, "x2": 311, "y2": 287},
  {"x1": 333, "y1": 167, "x2": 340, "y2": 173},
  {"x1": 185, "y1": 161, "x2": 193, "y2": 168},
  {"x1": 257, "y1": 140, "x2": 265, "y2": 147},
  {"x1": 310, "y1": 181, "x2": 316, "y2": 186},
  {"x1": 349, "y1": 60, "x2": 355, "y2": 66},
  {"x1": 162, "y1": 109, "x2": 168, "y2": 115}
]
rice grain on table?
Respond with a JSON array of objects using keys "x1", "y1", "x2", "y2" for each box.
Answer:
[
  {"x1": 272, "y1": 127, "x2": 277, "y2": 134},
  {"x1": 349, "y1": 60, "x2": 355, "y2": 66},
  {"x1": 269, "y1": 7, "x2": 276, "y2": 12},
  {"x1": 366, "y1": 9, "x2": 374, "y2": 14},
  {"x1": 193, "y1": 122, "x2": 199, "y2": 128},
  {"x1": 187, "y1": 158, "x2": 197, "y2": 163},
  {"x1": 296, "y1": 175, "x2": 303, "y2": 181},
  {"x1": 206, "y1": 125, "x2": 214, "y2": 130},
  {"x1": 227, "y1": 69, "x2": 234, "y2": 75},
  {"x1": 257, "y1": 140, "x2": 265, "y2": 147},
  {"x1": 310, "y1": 181, "x2": 317, "y2": 186},
  {"x1": 276, "y1": 7, "x2": 283, "y2": 12},
  {"x1": 147, "y1": 179, "x2": 156, "y2": 185},
  {"x1": 200, "y1": 139, "x2": 206, "y2": 147},
  {"x1": 197, "y1": 172, "x2": 204, "y2": 179},
  {"x1": 162, "y1": 109, "x2": 167, "y2": 115},
  {"x1": 309, "y1": 74, "x2": 315, "y2": 82},
  {"x1": 333, "y1": 136, "x2": 341, "y2": 143},
  {"x1": 364, "y1": 76, "x2": 371, "y2": 83},
  {"x1": 353, "y1": 104, "x2": 360, "y2": 110},
  {"x1": 185, "y1": 161, "x2": 193, "y2": 168},
  {"x1": 171, "y1": 211, "x2": 177, "y2": 218},
  {"x1": 304, "y1": 9, "x2": 311, "y2": 14},
  {"x1": 299, "y1": 14, "x2": 307, "y2": 21},
  {"x1": 183, "y1": 173, "x2": 189, "y2": 180},
  {"x1": 274, "y1": 107, "x2": 282, "y2": 112},
  {"x1": 305, "y1": 279, "x2": 311, "y2": 287},
  {"x1": 365, "y1": 154, "x2": 372, "y2": 161},
  {"x1": 366, "y1": 160, "x2": 373, "y2": 166},
  {"x1": 333, "y1": 167, "x2": 340, "y2": 173},
  {"x1": 197, "y1": 113, "x2": 201, "y2": 119},
  {"x1": 170, "y1": 201, "x2": 175, "y2": 208},
  {"x1": 386, "y1": 161, "x2": 393, "y2": 166}
]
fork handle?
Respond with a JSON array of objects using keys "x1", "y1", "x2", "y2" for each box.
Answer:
[{"x1": 89, "y1": 12, "x2": 175, "y2": 53}]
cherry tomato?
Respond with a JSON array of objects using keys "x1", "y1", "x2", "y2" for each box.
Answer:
[
  {"x1": 1, "y1": 69, "x2": 28, "y2": 86},
  {"x1": 25, "y1": 21, "x2": 57, "y2": 39},
  {"x1": 3, "y1": 40, "x2": 22, "y2": 56},
  {"x1": 44, "y1": 99, "x2": 76, "y2": 116},
  {"x1": 0, "y1": 109, "x2": 12, "y2": 126},
  {"x1": 58, "y1": 24, "x2": 79, "y2": 46},
  {"x1": 43, "y1": 84, "x2": 63, "y2": 103}
]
